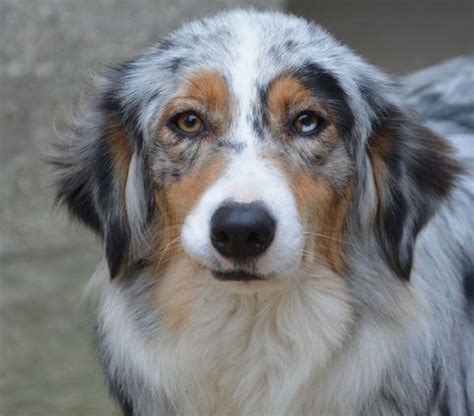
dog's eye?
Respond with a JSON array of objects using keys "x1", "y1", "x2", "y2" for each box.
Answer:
[
  {"x1": 173, "y1": 111, "x2": 203, "y2": 134},
  {"x1": 292, "y1": 111, "x2": 323, "y2": 135}
]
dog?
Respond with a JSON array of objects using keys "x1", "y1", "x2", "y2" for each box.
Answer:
[{"x1": 51, "y1": 10, "x2": 474, "y2": 415}]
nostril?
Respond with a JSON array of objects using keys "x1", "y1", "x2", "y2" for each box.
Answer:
[
  {"x1": 248, "y1": 231, "x2": 270, "y2": 247},
  {"x1": 211, "y1": 230, "x2": 230, "y2": 254},
  {"x1": 248, "y1": 233, "x2": 265, "y2": 255},
  {"x1": 248, "y1": 232, "x2": 260, "y2": 244},
  {"x1": 213, "y1": 230, "x2": 229, "y2": 244}
]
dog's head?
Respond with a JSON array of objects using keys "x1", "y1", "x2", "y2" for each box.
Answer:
[{"x1": 52, "y1": 11, "x2": 461, "y2": 291}]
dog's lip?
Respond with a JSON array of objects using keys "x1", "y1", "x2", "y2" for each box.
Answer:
[{"x1": 211, "y1": 270, "x2": 268, "y2": 282}]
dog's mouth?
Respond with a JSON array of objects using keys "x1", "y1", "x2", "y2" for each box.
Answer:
[{"x1": 211, "y1": 269, "x2": 268, "y2": 282}]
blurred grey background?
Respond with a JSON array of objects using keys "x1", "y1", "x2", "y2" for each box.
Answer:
[{"x1": 0, "y1": 0, "x2": 472, "y2": 414}]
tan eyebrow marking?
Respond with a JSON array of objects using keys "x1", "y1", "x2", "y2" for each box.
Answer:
[
  {"x1": 266, "y1": 74, "x2": 338, "y2": 146},
  {"x1": 159, "y1": 70, "x2": 231, "y2": 142}
]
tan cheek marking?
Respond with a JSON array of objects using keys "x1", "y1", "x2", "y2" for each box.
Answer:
[
  {"x1": 152, "y1": 156, "x2": 227, "y2": 271},
  {"x1": 163, "y1": 155, "x2": 227, "y2": 226},
  {"x1": 275, "y1": 159, "x2": 352, "y2": 274},
  {"x1": 320, "y1": 182, "x2": 353, "y2": 274},
  {"x1": 150, "y1": 157, "x2": 227, "y2": 331},
  {"x1": 107, "y1": 124, "x2": 133, "y2": 198},
  {"x1": 289, "y1": 169, "x2": 334, "y2": 223}
]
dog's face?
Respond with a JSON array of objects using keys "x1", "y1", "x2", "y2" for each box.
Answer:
[
  {"x1": 53, "y1": 11, "x2": 460, "y2": 292},
  {"x1": 158, "y1": 66, "x2": 353, "y2": 288}
]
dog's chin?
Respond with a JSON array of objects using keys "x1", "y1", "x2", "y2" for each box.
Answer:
[{"x1": 184, "y1": 253, "x2": 301, "y2": 293}]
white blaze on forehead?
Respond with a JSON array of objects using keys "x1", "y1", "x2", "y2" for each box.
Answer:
[
  {"x1": 229, "y1": 16, "x2": 261, "y2": 151},
  {"x1": 181, "y1": 152, "x2": 304, "y2": 278}
]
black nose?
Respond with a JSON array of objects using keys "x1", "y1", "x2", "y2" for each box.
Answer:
[{"x1": 210, "y1": 202, "x2": 276, "y2": 260}]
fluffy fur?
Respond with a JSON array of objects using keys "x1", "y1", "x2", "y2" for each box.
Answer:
[{"x1": 51, "y1": 10, "x2": 474, "y2": 415}]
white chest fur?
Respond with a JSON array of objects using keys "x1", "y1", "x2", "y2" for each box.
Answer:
[{"x1": 97, "y1": 266, "x2": 410, "y2": 415}]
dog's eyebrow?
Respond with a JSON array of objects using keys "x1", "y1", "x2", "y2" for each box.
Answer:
[{"x1": 293, "y1": 62, "x2": 354, "y2": 138}]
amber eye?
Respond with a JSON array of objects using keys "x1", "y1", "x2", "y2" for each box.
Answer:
[
  {"x1": 292, "y1": 111, "x2": 322, "y2": 135},
  {"x1": 173, "y1": 111, "x2": 203, "y2": 134}
]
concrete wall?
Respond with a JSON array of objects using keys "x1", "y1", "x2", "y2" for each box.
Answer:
[
  {"x1": 287, "y1": 0, "x2": 473, "y2": 74},
  {"x1": 0, "y1": 0, "x2": 471, "y2": 414}
]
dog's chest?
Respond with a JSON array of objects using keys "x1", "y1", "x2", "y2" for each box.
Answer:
[{"x1": 154, "y1": 282, "x2": 354, "y2": 415}]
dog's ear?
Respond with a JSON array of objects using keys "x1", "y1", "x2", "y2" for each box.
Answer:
[
  {"x1": 50, "y1": 66, "x2": 154, "y2": 278},
  {"x1": 367, "y1": 107, "x2": 462, "y2": 279}
]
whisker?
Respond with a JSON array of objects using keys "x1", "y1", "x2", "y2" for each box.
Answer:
[
  {"x1": 156, "y1": 235, "x2": 183, "y2": 267},
  {"x1": 302, "y1": 231, "x2": 355, "y2": 246}
]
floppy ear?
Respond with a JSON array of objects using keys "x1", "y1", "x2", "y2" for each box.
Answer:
[
  {"x1": 367, "y1": 107, "x2": 462, "y2": 279},
  {"x1": 50, "y1": 66, "x2": 154, "y2": 278}
]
